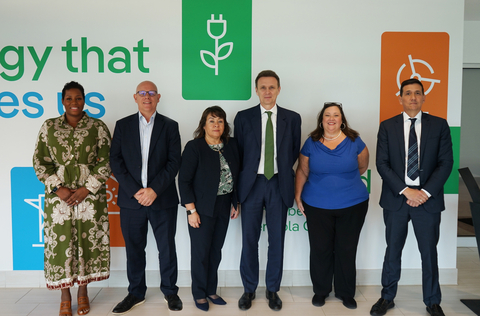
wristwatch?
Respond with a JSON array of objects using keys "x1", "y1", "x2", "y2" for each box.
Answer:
[
  {"x1": 51, "y1": 184, "x2": 62, "y2": 194},
  {"x1": 186, "y1": 208, "x2": 197, "y2": 215}
]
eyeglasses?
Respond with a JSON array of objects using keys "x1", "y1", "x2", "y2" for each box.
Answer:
[
  {"x1": 324, "y1": 102, "x2": 342, "y2": 107},
  {"x1": 137, "y1": 90, "x2": 158, "y2": 97}
]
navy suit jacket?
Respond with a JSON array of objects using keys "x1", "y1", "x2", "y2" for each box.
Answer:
[
  {"x1": 234, "y1": 104, "x2": 301, "y2": 207},
  {"x1": 178, "y1": 137, "x2": 240, "y2": 217},
  {"x1": 376, "y1": 112, "x2": 453, "y2": 213},
  {"x1": 110, "y1": 112, "x2": 181, "y2": 210}
]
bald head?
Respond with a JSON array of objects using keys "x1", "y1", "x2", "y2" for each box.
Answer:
[{"x1": 134, "y1": 81, "x2": 161, "y2": 121}]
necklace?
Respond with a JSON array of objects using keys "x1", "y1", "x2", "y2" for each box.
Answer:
[{"x1": 323, "y1": 131, "x2": 342, "y2": 141}]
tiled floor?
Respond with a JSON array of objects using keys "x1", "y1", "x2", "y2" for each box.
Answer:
[{"x1": 2, "y1": 247, "x2": 480, "y2": 316}]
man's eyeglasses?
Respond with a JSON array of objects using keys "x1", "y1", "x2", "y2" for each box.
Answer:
[
  {"x1": 324, "y1": 102, "x2": 342, "y2": 108},
  {"x1": 137, "y1": 90, "x2": 158, "y2": 97}
]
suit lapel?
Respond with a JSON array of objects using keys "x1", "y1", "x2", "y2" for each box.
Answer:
[
  {"x1": 420, "y1": 112, "x2": 430, "y2": 166},
  {"x1": 394, "y1": 114, "x2": 406, "y2": 161},
  {"x1": 149, "y1": 112, "x2": 164, "y2": 159},
  {"x1": 130, "y1": 114, "x2": 142, "y2": 160},
  {"x1": 251, "y1": 105, "x2": 262, "y2": 149},
  {"x1": 276, "y1": 106, "x2": 286, "y2": 149}
]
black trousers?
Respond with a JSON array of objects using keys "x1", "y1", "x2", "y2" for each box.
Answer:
[
  {"x1": 188, "y1": 193, "x2": 232, "y2": 299},
  {"x1": 304, "y1": 199, "x2": 368, "y2": 297},
  {"x1": 120, "y1": 205, "x2": 179, "y2": 299}
]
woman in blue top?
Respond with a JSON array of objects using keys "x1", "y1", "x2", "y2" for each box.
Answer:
[{"x1": 295, "y1": 102, "x2": 369, "y2": 310}]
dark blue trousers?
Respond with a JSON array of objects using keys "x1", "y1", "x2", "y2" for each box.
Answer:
[
  {"x1": 240, "y1": 175, "x2": 288, "y2": 293},
  {"x1": 120, "y1": 205, "x2": 179, "y2": 299},
  {"x1": 188, "y1": 193, "x2": 231, "y2": 300},
  {"x1": 381, "y1": 203, "x2": 441, "y2": 307}
]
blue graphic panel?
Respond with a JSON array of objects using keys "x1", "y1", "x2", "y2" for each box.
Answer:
[{"x1": 11, "y1": 167, "x2": 45, "y2": 270}]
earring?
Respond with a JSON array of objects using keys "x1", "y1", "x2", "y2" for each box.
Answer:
[{"x1": 341, "y1": 123, "x2": 346, "y2": 130}]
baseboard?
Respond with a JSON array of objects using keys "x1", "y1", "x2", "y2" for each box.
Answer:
[{"x1": 0, "y1": 268, "x2": 458, "y2": 288}]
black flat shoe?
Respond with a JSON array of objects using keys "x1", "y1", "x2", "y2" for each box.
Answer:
[
  {"x1": 164, "y1": 294, "x2": 183, "y2": 311},
  {"x1": 238, "y1": 292, "x2": 255, "y2": 310},
  {"x1": 266, "y1": 289, "x2": 282, "y2": 311},
  {"x1": 112, "y1": 293, "x2": 145, "y2": 315},
  {"x1": 208, "y1": 295, "x2": 227, "y2": 305},
  {"x1": 195, "y1": 299, "x2": 209, "y2": 311},
  {"x1": 312, "y1": 294, "x2": 327, "y2": 307}
]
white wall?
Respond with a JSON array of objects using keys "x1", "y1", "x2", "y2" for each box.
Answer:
[
  {"x1": 464, "y1": 21, "x2": 480, "y2": 64},
  {"x1": 0, "y1": 0, "x2": 464, "y2": 287}
]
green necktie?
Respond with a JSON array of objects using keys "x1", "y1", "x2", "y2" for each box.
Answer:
[{"x1": 264, "y1": 111, "x2": 274, "y2": 180}]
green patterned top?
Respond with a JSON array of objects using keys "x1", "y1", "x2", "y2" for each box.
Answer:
[{"x1": 209, "y1": 143, "x2": 233, "y2": 195}]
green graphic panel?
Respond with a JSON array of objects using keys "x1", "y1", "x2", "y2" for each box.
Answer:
[
  {"x1": 445, "y1": 126, "x2": 460, "y2": 194},
  {"x1": 182, "y1": 0, "x2": 252, "y2": 100}
]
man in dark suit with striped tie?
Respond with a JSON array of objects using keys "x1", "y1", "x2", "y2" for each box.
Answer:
[{"x1": 371, "y1": 79, "x2": 453, "y2": 316}]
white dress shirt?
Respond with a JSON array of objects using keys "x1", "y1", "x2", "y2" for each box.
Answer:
[{"x1": 139, "y1": 111, "x2": 156, "y2": 188}]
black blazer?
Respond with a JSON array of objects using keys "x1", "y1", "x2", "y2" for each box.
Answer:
[
  {"x1": 376, "y1": 112, "x2": 453, "y2": 213},
  {"x1": 233, "y1": 105, "x2": 301, "y2": 207},
  {"x1": 178, "y1": 137, "x2": 240, "y2": 216},
  {"x1": 110, "y1": 112, "x2": 181, "y2": 210}
]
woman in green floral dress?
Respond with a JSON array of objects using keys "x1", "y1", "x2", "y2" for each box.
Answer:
[{"x1": 33, "y1": 81, "x2": 111, "y2": 316}]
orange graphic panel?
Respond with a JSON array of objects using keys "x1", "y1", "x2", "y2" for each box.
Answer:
[
  {"x1": 106, "y1": 175, "x2": 125, "y2": 247},
  {"x1": 380, "y1": 32, "x2": 449, "y2": 123}
]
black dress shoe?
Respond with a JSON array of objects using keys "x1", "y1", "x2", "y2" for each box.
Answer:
[
  {"x1": 370, "y1": 298, "x2": 394, "y2": 316},
  {"x1": 266, "y1": 289, "x2": 282, "y2": 311},
  {"x1": 164, "y1": 294, "x2": 183, "y2": 311},
  {"x1": 427, "y1": 304, "x2": 445, "y2": 316},
  {"x1": 112, "y1": 293, "x2": 145, "y2": 315},
  {"x1": 335, "y1": 295, "x2": 357, "y2": 309},
  {"x1": 312, "y1": 294, "x2": 327, "y2": 307},
  {"x1": 238, "y1": 292, "x2": 255, "y2": 310}
]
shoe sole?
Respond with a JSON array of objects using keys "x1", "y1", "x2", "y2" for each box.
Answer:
[{"x1": 112, "y1": 299, "x2": 145, "y2": 315}]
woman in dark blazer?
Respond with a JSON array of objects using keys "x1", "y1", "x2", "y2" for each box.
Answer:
[{"x1": 179, "y1": 106, "x2": 240, "y2": 311}]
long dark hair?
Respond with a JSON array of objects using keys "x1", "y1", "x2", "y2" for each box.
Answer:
[
  {"x1": 193, "y1": 106, "x2": 231, "y2": 142},
  {"x1": 309, "y1": 103, "x2": 359, "y2": 142}
]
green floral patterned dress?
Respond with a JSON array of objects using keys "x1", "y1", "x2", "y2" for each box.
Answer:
[{"x1": 33, "y1": 112, "x2": 111, "y2": 290}]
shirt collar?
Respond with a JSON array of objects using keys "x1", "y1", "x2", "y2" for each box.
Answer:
[
  {"x1": 403, "y1": 111, "x2": 422, "y2": 123},
  {"x1": 60, "y1": 111, "x2": 88, "y2": 126},
  {"x1": 260, "y1": 104, "x2": 278, "y2": 116},
  {"x1": 139, "y1": 111, "x2": 156, "y2": 125}
]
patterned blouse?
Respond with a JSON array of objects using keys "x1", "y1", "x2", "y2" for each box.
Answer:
[{"x1": 209, "y1": 143, "x2": 233, "y2": 195}]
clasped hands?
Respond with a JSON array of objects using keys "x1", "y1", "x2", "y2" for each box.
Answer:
[
  {"x1": 134, "y1": 188, "x2": 158, "y2": 206},
  {"x1": 56, "y1": 186, "x2": 89, "y2": 206},
  {"x1": 403, "y1": 188, "x2": 429, "y2": 207}
]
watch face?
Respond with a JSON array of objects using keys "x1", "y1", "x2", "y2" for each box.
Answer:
[{"x1": 186, "y1": 210, "x2": 191, "y2": 215}]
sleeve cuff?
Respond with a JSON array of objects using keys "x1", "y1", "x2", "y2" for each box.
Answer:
[
  {"x1": 85, "y1": 175, "x2": 102, "y2": 194},
  {"x1": 45, "y1": 174, "x2": 62, "y2": 193},
  {"x1": 421, "y1": 189, "x2": 432, "y2": 198}
]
